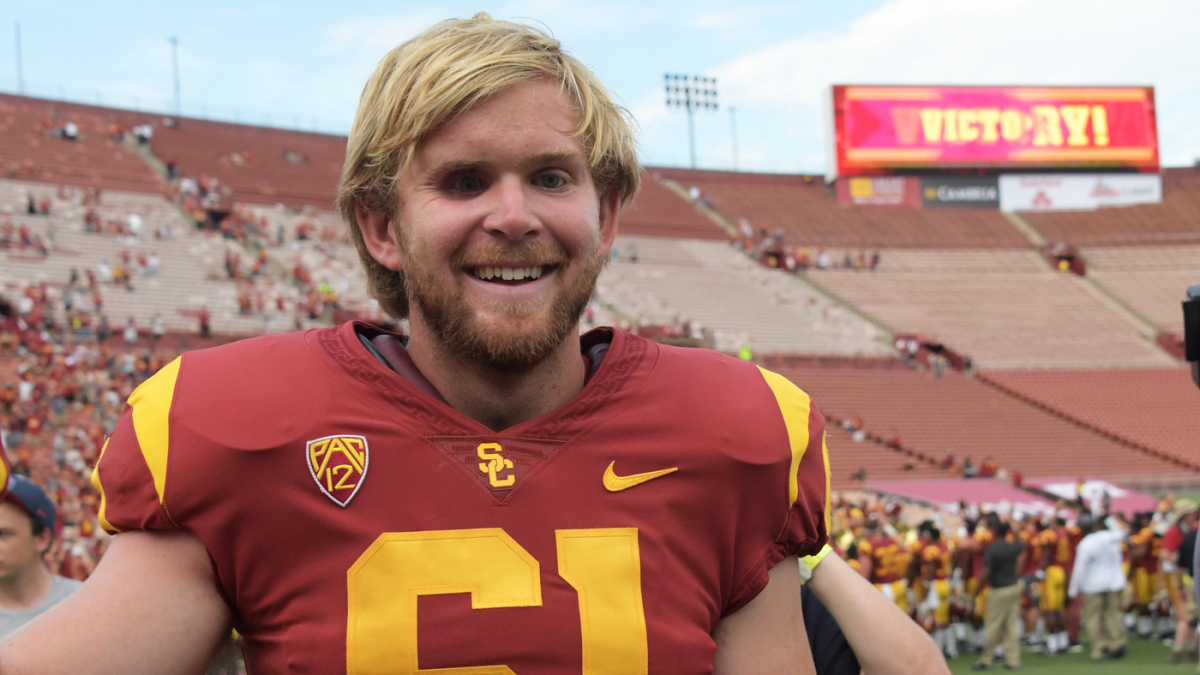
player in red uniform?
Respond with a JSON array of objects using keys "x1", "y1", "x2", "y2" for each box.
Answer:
[
  {"x1": 856, "y1": 517, "x2": 909, "y2": 613},
  {"x1": 0, "y1": 15, "x2": 830, "y2": 675},
  {"x1": 915, "y1": 523, "x2": 956, "y2": 660}
]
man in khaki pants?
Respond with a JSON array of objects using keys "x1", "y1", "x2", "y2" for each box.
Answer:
[
  {"x1": 974, "y1": 517, "x2": 1026, "y2": 670},
  {"x1": 1069, "y1": 513, "x2": 1128, "y2": 662}
]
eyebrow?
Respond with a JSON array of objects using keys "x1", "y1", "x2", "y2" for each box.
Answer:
[{"x1": 424, "y1": 149, "x2": 586, "y2": 178}]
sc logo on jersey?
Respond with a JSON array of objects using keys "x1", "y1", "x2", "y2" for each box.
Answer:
[
  {"x1": 477, "y1": 442, "x2": 515, "y2": 488},
  {"x1": 307, "y1": 434, "x2": 369, "y2": 507}
]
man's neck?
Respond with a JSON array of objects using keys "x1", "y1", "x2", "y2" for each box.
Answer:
[
  {"x1": 0, "y1": 562, "x2": 54, "y2": 611},
  {"x1": 405, "y1": 323, "x2": 587, "y2": 432}
]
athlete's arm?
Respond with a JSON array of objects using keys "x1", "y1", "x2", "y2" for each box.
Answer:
[
  {"x1": 712, "y1": 556, "x2": 816, "y2": 675},
  {"x1": 0, "y1": 530, "x2": 232, "y2": 675},
  {"x1": 808, "y1": 553, "x2": 949, "y2": 675}
]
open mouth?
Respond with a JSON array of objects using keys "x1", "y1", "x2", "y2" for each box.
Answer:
[{"x1": 467, "y1": 265, "x2": 556, "y2": 285}]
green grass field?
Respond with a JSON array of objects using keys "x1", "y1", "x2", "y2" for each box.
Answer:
[{"x1": 947, "y1": 637, "x2": 1191, "y2": 674}]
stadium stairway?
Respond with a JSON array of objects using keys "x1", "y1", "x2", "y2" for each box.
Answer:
[
  {"x1": 803, "y1": 248, "x2": 1176, "y2": 369},
  {"x1": 1080, "y1": 244, "x2": 1200, "y2": 335},
  {"x1": 1021, "y1": 167, "x2": 1200, "y2": 246},
  {"x1": 770, "y1": 361, "x2": 1194, "y2": 484},
  {"x1": 823, "y1": 423, "x2": 945, "y2": 490},
  {"x1": 0, "y1": 94, "x2": 167, "y2": 194},
  {"x1": 595, "y1": 235, "x2": 893, "y2": 356},
  {"x1": 1, "y1": 180, "x2": 296, "y2": 334},
  {"x1": 653, "y1": 167, "x2": 1031, "y2": 249}
]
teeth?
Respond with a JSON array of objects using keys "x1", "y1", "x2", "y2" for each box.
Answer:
[{"x1": 472, "y1": 266, "x2": 546, "y2": 281}]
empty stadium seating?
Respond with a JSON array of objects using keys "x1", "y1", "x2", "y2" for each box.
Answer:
[
  {"x1": 1022, "y1": 167, "x2": 1200, "y2": 246},
  {"x1": 979, "y1": 367, "x2": 1200, "y2": 470},
  {"x1": 618, "y1": 176, "x2": 729, "y2": 240},
  {"x1": 596, "y1": 234, "x2": 893, "y2": 355},
  {"x1": 654, "y1": 168, "x2": 1030, "y2": 249},
  {"x1": 824, "y1": 423, "x2": 944, "y2": 490},
  {"x1": 771, "y1": 361, "x2": 1193, "y2": 482},
  {"x1": 1081, "y1": 244, "x2": 1200, "y2": 334},
  {"x1": 0, "y1": 94, "x2": 165, "y2": 194},
  {"x1": 805, "y1": 248, "x2": 1176, "y2": 368}
]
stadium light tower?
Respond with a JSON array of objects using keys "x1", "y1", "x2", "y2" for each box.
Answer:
[
  {"x1": 170, "y1": 35, "x2": 181, "y2": 116},
  {"x1": 664, "y1": 74, "x2": 718, "y2": 169},
  {"x1": 14, "y1": 22, "x2": 24, "y2": 96}
]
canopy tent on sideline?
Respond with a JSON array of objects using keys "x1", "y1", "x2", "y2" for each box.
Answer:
[
  {"x1": 1021, "y1": 477, "x2": 1161, "y2": 517},
  {"x1": 870, "y1": 478, "x2": 1057, "y2": 519}
]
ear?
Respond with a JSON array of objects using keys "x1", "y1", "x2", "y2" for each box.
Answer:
[
  {"x1": 356, "y1": 203, "x2": 401, "y2": 271},
  {"x1": 35, "y1": 529, "x2": 52, "y2": 557},
  {"x1": 596, "y1": 192, "x2": 620, "y2": 258}
]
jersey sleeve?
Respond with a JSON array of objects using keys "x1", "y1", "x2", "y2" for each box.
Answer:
[
  {"x1": 90, "y1": 357, "x2": 183, "y2": 534},
  {"x1": 724, "y1": 368, "x2": 830, "y2": 613}
]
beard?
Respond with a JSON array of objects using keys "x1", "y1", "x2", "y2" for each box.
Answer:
[{"x1": 400, "y1": 232, "x2": 605, "y2": 372}]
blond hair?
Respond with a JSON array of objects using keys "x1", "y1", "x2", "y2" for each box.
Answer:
[{"x1": 337, "y1": 13, "x2": 640, "y2": 319}]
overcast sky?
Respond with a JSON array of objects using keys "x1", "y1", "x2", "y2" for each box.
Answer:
[{"x1": 3, "y1": 0, "x2": 1197, "y2": 173}]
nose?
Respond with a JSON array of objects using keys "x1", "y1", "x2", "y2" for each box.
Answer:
[{"x1": 482, "y1": 176, "x2": 542, "y2": 242}]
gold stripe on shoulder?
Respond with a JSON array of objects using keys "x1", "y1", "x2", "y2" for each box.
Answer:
[
  {"x1": 130, "y1": 357, "x2": 183, "y2": 504},
  {"x1": 756, "y1": 366, "x2": 812, "y2": 510},
  {"x1": 90, "y1": 437, "x2": 119, "y2": 534},
  {"x1": 821, "y1": 431, "x2": 832, "y2": 535}
]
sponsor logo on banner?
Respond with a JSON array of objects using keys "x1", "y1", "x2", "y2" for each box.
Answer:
[
  {"x1": 835, "y1": 176, "x2": 920, "y2": 206},
  {"x1": 998, "y1": 173, "x2": 1162, "y2": 212},
  {"x1": 920, "y1": 176, "x2": 1000, "y2": 208}
]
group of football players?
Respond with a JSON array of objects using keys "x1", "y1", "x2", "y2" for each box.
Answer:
[{"x1": 825, "y1": 496, "x2": 1200, "y2": 663}]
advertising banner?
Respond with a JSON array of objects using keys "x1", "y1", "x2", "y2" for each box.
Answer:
[
  {"x1": 834, "y1": 176, "x2": 921, "y2": 207},
  {"x1": 998, "y1": 173, "x2": 1162, "y2": 212},
  {"x1": 1022, "y1": 478, "x2": 1159, "y2": 518},
  {"x1": 870, "y1": 479, "x2": 1056, "y2": 518},
  {"x1": 920, "y1": 176, "x2": 999, "y2": 208},
  {"x1": 832, "y1": 86, "x2": 1159, "y2": 175}
]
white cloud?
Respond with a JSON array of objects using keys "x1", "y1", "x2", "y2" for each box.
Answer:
[{"x1": 710, "y1": 0, "x2": 1200, "y2": 166}]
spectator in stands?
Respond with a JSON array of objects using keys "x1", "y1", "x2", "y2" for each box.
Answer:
[
  {"x1": 61, "y1": 122, "x2": 78, "y2": 141},
  {"x1": 963, "y1": 457, "x2": 978, "y2": 478},
  {"x1": 198, "y1": 307, "x2": 211, "y2": 338},
  {"x1": 134, "y1": 123, "x2": 153, "y2": 146},
  {"x1": 151, "y1": 314, "x2": 165, "y2": 346},
  {"x1": 0, "y1": 476, "x2": 83, "y2": 640},
  {"x1": 96, "y1": 315, "x2": 110, "y2": 344},
  {"x1": 1069, "y1": 513, "x2": 1128, "y2": 662},
  {"x1": 122, "y1": 318, "x2": 138, "y2": 346},
  {"x1": 817, "y1": 250, "x2": 832, "y2": 270}
]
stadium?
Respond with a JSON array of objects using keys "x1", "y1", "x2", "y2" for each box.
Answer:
[{"x1": 1, "y1": 10, "x2": 1199, "y2": 675}]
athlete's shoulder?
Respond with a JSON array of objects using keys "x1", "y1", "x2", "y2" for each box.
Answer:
[{"x1": 133, "y1": 326, "x2": 352, "y2": 453}]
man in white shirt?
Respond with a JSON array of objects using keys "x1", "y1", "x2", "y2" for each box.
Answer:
[{"x1": 1068, "y1": 513, "x2": 1128, "y2": 662}]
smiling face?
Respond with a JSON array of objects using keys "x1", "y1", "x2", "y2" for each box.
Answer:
[{"x1": 388, "y1": 79, "x2": 617, "y2": 370}]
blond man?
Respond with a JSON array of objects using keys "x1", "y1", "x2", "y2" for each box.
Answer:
[{"x1": 0, "y1": 14, "x2": 831, "y2": 675}]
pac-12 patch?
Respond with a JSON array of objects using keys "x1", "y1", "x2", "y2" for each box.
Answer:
[{"x1": 306, "y1": 434, "x2": 369, "y2": 507}]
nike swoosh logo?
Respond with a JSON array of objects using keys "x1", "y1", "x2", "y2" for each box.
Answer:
[{"x1": 603, "y1": 461, "x2": 678, "y2": 492}]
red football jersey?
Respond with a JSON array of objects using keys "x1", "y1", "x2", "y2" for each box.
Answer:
[{"x1": 92, "y1": 323, "x2": 830, "y2": 674}]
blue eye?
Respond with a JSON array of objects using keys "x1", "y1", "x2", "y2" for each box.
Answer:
[
  {"x1": 454, "y1": 175, "x2": 483, "y2": 192},
  {"x1": 536, "y1": 174, "x2": 566, "y2": 189}
]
